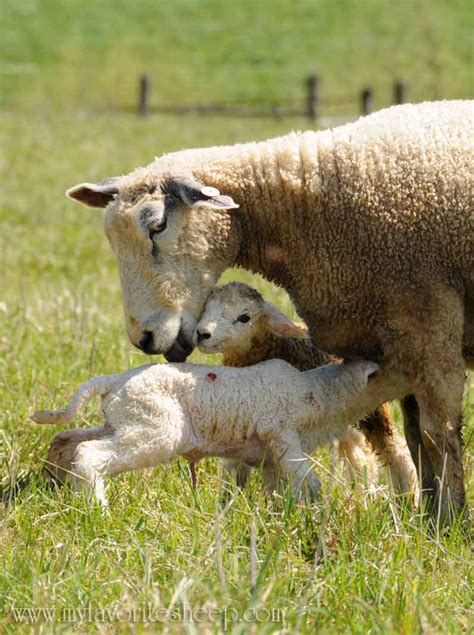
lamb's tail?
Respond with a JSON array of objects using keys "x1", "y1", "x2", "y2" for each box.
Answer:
[{"x1": 30, "y1": 375, "x2": 117, "y2": 426}]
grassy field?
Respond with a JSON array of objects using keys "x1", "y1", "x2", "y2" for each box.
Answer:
[
  {"x1": 1, "y1": 0, "x2": 473, "y2": 632},
  {"x1": 0, "y1": 112, "x2": 473, "y2": 633},
  {"x1": 2, "y1": 0, "x2": 473, "y2": 112}
]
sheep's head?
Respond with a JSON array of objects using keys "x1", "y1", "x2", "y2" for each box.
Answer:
[
  {"x1": 195, "y1": 282, "x2": 307, "y2": 356},
  {"x1": 67, "y1": 174, "x2": 240, "y2": 361}
]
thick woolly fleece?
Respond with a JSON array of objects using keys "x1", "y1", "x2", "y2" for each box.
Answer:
[
  {"x1": 33, "y1": 359, "x2": 380, "y2": 504},
  {"x1": 196, "y1": 282, "x2": 417, "y2": 496}
]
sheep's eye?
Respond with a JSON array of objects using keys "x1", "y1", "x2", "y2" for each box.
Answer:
[
  {"x1": 236, "y1": 313, "x2": 251, "y2": 323},
  {"x1": 148, "y1": 218, "x2": 167, "y2": 239}
]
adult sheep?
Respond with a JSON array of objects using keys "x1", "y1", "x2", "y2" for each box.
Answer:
[{"x1": 67, "y1": 101, "x2": 473, "y2": 521}]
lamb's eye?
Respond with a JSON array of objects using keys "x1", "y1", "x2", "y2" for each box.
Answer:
[
  {"x1": 148, "y1": 218, "x2": 167, "y2": 239},
  {"x1": 236, "y1": 313, "x2": 251, "y2": 323}
]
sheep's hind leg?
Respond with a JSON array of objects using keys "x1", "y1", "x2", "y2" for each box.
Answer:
[{"x1": 266, "y1": 431, "x2": 321, "y2": 502}]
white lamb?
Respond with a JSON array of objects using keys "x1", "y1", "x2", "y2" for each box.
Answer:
[{"x1": 31, "y1": 358, "x2": 381, "y2": 507}]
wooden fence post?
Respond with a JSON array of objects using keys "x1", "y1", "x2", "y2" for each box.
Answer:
[
  {"x1": 393, "y1": 81, "x2": 406, "y2": 104},
  {"x1": 306, "y1": 74, "x2": 319, "y2": 122},
  {"x1": 361, "y1": 88, "x2": 373, "y2": 115},
  {"x1": 138, "y1": 74, "x2": 150, "y2": 116}
]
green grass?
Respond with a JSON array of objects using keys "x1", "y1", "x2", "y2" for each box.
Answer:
[
  {"x1": 1, "y1": 0, "x2": 473, "y2": 112},
  {"x1": 0, "y1": 112, "x2": 473, "y2": 633}
]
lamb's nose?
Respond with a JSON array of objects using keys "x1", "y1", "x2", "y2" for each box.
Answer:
[
  {"x1": 196, "y1": 330, "x2": 211, "y2": 344},
  {"x1": 138, "y1": 331, "x2": 157, "y2": 354}
]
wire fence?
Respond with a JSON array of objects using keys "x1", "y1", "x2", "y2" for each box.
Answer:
[{"x1": 135, "y1": 73, "x2": 407, "y2": 125}]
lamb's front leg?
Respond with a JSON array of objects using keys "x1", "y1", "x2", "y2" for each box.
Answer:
[
  {"x1": 261, "y1": 463, "x2": 282, "y2": 494},
  {"x1": 265, "y1": 430, "x2": 321, "y2": 501},
  {"x1": 221, "y1": 459, "x2": 252, "y2": 489},
  {"x1": 219, "y1": 459, "x2": 252, "y2": 503}
]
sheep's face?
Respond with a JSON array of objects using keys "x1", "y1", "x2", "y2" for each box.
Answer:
[
  {"x1": 195, "y1": 283, "x2": 265, "y2": 355},
  {"x1": 195, "y1": 282, "x2": 308, "y2": 355},
  {"x1": 66, "y1": 175, "x2": 240, "y2": 361}
]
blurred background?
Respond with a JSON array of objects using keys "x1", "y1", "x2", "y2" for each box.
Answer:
[{"x1": 2, "y1": 0, "x2": 473, "y2": 115}]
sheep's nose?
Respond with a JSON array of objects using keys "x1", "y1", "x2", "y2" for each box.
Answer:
[
  {"x1": 137, "y1": 330, "x2": 158, "y2": 354},
  {"x1": 196, "y1": 330, "x2": 211, "y2": 344}
]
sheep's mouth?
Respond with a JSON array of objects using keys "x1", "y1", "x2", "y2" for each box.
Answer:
[{"x1": 164, "y1": 329, "x2": 194, "y2": 362}]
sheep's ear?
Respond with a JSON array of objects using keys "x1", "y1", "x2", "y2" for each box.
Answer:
[
  {"x1": 169, "y1": 177, "x2": 239, "y2": 210},
  {"x1": 263, "y1": 302, "x2": 308, "y2": 339},
  {"x1": 66, "y1": 177, "x2": 123, "y2": 208}
]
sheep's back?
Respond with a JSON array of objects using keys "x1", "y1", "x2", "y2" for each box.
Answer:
[{"x1": 315, "y1": 101, "x2": 473, "y2": 276}]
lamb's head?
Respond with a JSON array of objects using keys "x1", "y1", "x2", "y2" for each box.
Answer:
[
  {"x1": 195, "y1": 282, "x2": 307, "y2": 356},
  {"x1": 313, "y1": 359, "x2": 380, "y2": 407},
  {"x1": 66, "y1": 172, "x2": 240, "y2": 361}
]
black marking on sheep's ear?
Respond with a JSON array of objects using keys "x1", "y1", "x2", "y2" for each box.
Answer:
[
  {"x1": 66, "y1": 178, "x2": 122, "y2": 208},
  {"x1": 164, "y1": 177, "x2": 239, "y2": 210}
]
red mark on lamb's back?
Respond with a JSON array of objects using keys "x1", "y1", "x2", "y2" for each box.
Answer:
[{"x1": 206, "y1": 372, "x2": 217, "y2": 383}]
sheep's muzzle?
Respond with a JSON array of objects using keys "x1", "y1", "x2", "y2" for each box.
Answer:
[{"x1": 164, "y1": 328, "x2": 194, "y2": 362}]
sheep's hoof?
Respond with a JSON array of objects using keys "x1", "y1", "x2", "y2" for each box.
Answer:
[{"x1": 296, "y1": 481, "x2": 322, "y2": 504}]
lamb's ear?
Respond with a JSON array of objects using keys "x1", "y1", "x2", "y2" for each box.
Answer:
[
  {"x1": 66, "y1": 177, "x2": 123, "y2": 208},
  {"x1": 263, "y1": 302, "x2": 308, "y2": 339},
  {"x1": 169, "y1": 177, "x2": 239, "y2": 210},
  {"x1": 363, "y1": 362, "x2": 379, "y2": 381}
]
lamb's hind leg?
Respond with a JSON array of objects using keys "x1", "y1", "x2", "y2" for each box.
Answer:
[
  {"x1": 337, "y1": 426, "x2": 378, "y2": 491},
  {"x1": 73, "y1": 431, "x2": 177, "y2": 507},
  {"x1": 359, "y1": 406, "x2": 418, "y2": 501},
  {"x1": 44, "y1": 425, "x2": 110, "y2": 486},
  {"x1": 72, "y1": 437, "x2": 121, "y2": 506}
]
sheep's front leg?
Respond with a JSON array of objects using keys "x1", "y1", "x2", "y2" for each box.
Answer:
[
  {"x1": 394, "y1": 288, "x2": 467, "y2": 522},
  {"x1": 266, "y1": 431, "x2": 321, "y2": 502},
  {"x1": 414, "y1": 362, "x2": 466, "y2": 522}
]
